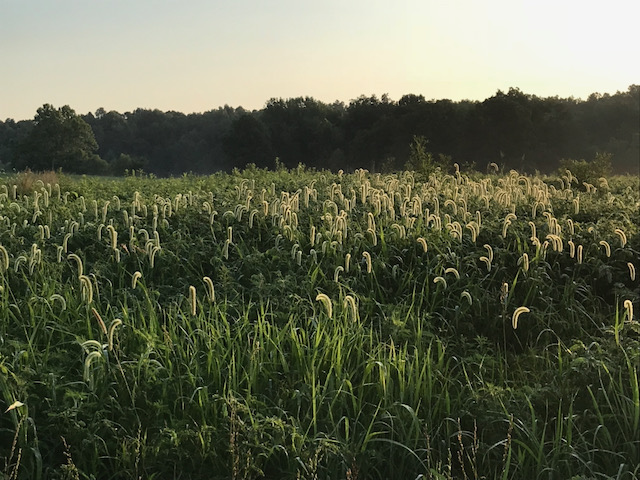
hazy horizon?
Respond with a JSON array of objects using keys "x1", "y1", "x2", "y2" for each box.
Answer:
[{"x1": 2, "y1": 0, "x2": 638, "y2": 121}]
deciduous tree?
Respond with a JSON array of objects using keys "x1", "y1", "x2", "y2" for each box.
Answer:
[{"x1": 15, "y1": 104, "x2": 105, "y2": 173}]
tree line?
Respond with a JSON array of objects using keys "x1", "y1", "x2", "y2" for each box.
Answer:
[{"x1": 0, "y1": 85, "x2": 638, "y2": 176}]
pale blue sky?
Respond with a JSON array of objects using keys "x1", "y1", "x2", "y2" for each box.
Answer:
[{"x1": 1, "y1": 0, "x2": 638, "y2": 120}]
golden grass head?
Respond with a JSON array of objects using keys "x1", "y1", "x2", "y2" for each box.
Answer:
[
  {"x1": 599, "y1": 240, "x2": 611, "y2": 258},
  {"x1": 362, "y1": 251, "x2": 372, "y2": 274},
  {"x1": 92, "y1": 307, "x2": 107, "y2": 336},
  {"x1": 132, "y1": 271, "x2": 142, "y2": 289},
  {"x1": 0, "y1": 245, "x2": 9, "y2": 272},
  {"x1": 79, "y1": 275, "x2": 93, "y2": 304},
  {"x1": 512, "y1": 306, "x2": 530, "y2": 329},
  {"x1": 444, "y1": 267, "x2": 460, "y2": 280},
  {"x1": 343, "y1": 295, "x2": 358, "y2": 322},
  {"x1": 483, "y1": 244, "x2": 494, "y2": 263},
  {"x1": 189, "y1": 285, "x2": 197, "y2": 316},
  {"x1": 479, "y1": 256, "x2": 491, "y2": 272},
  {"x1": 460, "y1": 291, "x2": 472, "y2": 305},
  {"x1": 416, "y1": 237, "x2": 428, "y2": 253},
  {"x1": 433, "y1": 276, "x2": 447, "y2": 289},
  {"x1": 108, "y1": 319, "x2": 122, "y2": 351},
  {"x1": 500, "y1": 282, "x2": 509, "y2": 304},
  {"x1": 624, "y1": 299, "x2": 634, "y2": 322},
  {"x1": 614, "y1": 228, "x2": 627, "y2": 248},
  {"x1": 315, "y1": 293, "x2": 332, "y2": 319},
  {"x1": 334, "y1": 266, "x2": 344, "y2": 283}
]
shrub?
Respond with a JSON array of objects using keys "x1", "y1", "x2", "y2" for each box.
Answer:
[
  {"x1": 559, "y1": 152, "x2": 613, "y2": 186},
  {"x1": 14, "y1": 169, "x2": 60, "y2": 196}
]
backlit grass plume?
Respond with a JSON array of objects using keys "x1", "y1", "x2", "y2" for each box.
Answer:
[
  {"x1": 203, "y1": 276, "x2": 215, "y2": 302},
  {"x1": 624, "y1": 299, "x2": 634, "y2": 322},
  {"x1": 108, "y1": 319, "x2": 122, "y2": 351},
  {"x1": 362, "y1": 251, "x2": 372, "y2": 274},
  {"x1": 512, "y1": 306, "x2": 530, "y2": 329},
  {"x1": 518, "y1": 253, "x2": 529, "y2": 272},
  {"x1": 132, "y1": 271, "x2": 142, "y2": 289},
  {"x1": 343, "y1": 295, "x2": 358, "y2": 322},
  {"x1": 316, "y1": 293, "x2": 332, "y2": 318},
  {"x1": 67, "y1": 253, "x2": 83, "y2": 277},
  {"x1": 479, "y1": 256, "x2": 491, "y2": 272},
  {"x1": 483, "y1": 244, "x2": 494, "y2": 263},
  {"x1": 79, "y1": 275, "x2": 93, "y2": 304},
  {"x1": 417, "y1": 237, "x2": 428, "y2": 253},
  {"x1": 444, "y1": 267, "x2": 460, "y2": 280},
  {"x1": 433, "y1": 276, "x2": 447, "y2": 289},
  {"x1": 0, "y1": 245, "x2": 9, "y2": 272},
  {"x1": 461, "y1": 291, "x2": 472, "y2": 305},
  {"x1": 189, "y1": 285, "x2": 197, "y2": 316},
  {"x1": 614, "y1": 228, "x2": 627, "y2": 248}
]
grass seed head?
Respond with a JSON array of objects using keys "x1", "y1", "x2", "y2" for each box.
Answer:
[
  {"x1": 479, "y1": 256, "x2": 491, "y2": 272},
  {"x1": 203, "y1": 276, "x2": 215, "y2": 302},
  {"x1": 433, "y1": 276, "x2": 447, "y2": 289},
  {"x1": 91, "y1": 307, "x2": 108, "y2": 335},
  {"x1": 483, "y1": 244, "x2": 494, "y2": 263},
  {"x1": 67, "y1": 254, "x2": 83, "y2": 278},
  {"x1": 614, "y1": 228, "x2": 627, "y2": 248},
  {"x1": 500, "y1": 282, "x2": 509, "y2": 305},
  {"x1": 132, "y1": 271, "x2": 142, "y2": 289},
  {"x1": 362, "y1": 251, "x2": 372, "y2": 274},
  {"x1": 189, "y1": 285, "x2": 197, "y2": 316},
  {"x1": 599, "y1": 240, "x2": 611, "y2": 258},
  {"x1": 83, "y1": 351, "x2": 103, "y2": 388},
  {"x1": 417, "y1": 237, "x2": 428, "y2": 253},
  {"x1": 444, "y1": 267, "x2": 460, "y2": 280},
  {"x1": 343, "y1": 295, "x2": 358, "y2": 322},
  {"x1": 50, "y1": 294, "x2": 67, "y2": 311},
  {"x1": 315, "y1": 293, "x2": 332, "y2": 318},
  {"x1": 461, "y1": 291, "x2": 472, "y2": 305},
  {"x1": 512, "y1": 306, "x2": 530, "y2": 329},
  {"x1": 0, "y1": 245, "x2": 9, "y2": 272},
  {"x1": 108, "y1": 319, "x2": 122, "y2": 351},
  {"x1": 79, "y1": 275, "x2": 93, "y2": 304},
  {"x1": 624, "y1": 300, "x2": 634, "y2": 322}
]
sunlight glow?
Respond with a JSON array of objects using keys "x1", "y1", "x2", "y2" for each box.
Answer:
[{"x1": 1, "y1": 0, "x2": 637, "y2": 120}]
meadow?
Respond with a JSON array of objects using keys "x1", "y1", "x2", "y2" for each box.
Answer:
[{"x1": 0, "y1": 165, "x2": 638, "y2": 479}]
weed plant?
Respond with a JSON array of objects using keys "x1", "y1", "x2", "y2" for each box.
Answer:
[{"x1": 0, "y1": 167, "x2": 638, "y2": 479}]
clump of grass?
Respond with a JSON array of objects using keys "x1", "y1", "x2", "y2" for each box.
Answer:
[
  {"x1": 13, "y1": 169, "x2": 59, "y2": 196},
  {"x1": 0, "y1": 167, "x2": 637, "y2": 479}
]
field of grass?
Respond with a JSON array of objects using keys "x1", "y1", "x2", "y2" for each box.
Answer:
[{"x1": 0, "y1": 166, "x2": 638, "y2": 479}]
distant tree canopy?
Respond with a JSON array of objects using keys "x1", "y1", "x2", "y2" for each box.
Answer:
[
  {"x1": 1, "y1": 86, "x2": 638, "y2": 176},
  {"x1": 12, "y1": 104, "x2": 106, "y2": 174}
]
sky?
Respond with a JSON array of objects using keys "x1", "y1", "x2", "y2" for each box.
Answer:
[{"x1": 1, "y1": 0, "x2": 638, "y2": 121}]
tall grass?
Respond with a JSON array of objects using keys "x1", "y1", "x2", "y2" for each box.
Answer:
[{"x1": 0, "y1": 167, "x2": 638, "y2": 479}]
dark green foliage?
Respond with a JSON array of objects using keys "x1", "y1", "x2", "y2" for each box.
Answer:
[
  {"x1": 404, "y1": 135, "x2": 454, "y2": 177},
  {"x1": 13, "y1": 104, "x2": 104, "y2": 174},
  {"x1": 0, "y1": 167, "x2": 638, "y2": 479},
  {"x1": 559, "y1": 152, "x2": 613, "y2": 186},
  {"x1": 2, "y1": 86, "x2": 639, "y2": 176},
  {"x1": 108, "y1": 153, "x2": 147, "y2": 176},
  {"x1": 223, "y1": 114, "x2": 274, "y2": 169}
]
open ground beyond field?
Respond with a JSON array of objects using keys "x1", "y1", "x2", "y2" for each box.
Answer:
[{"x1": 0, "y1": 166, "x2": 638, "y2": 479}]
